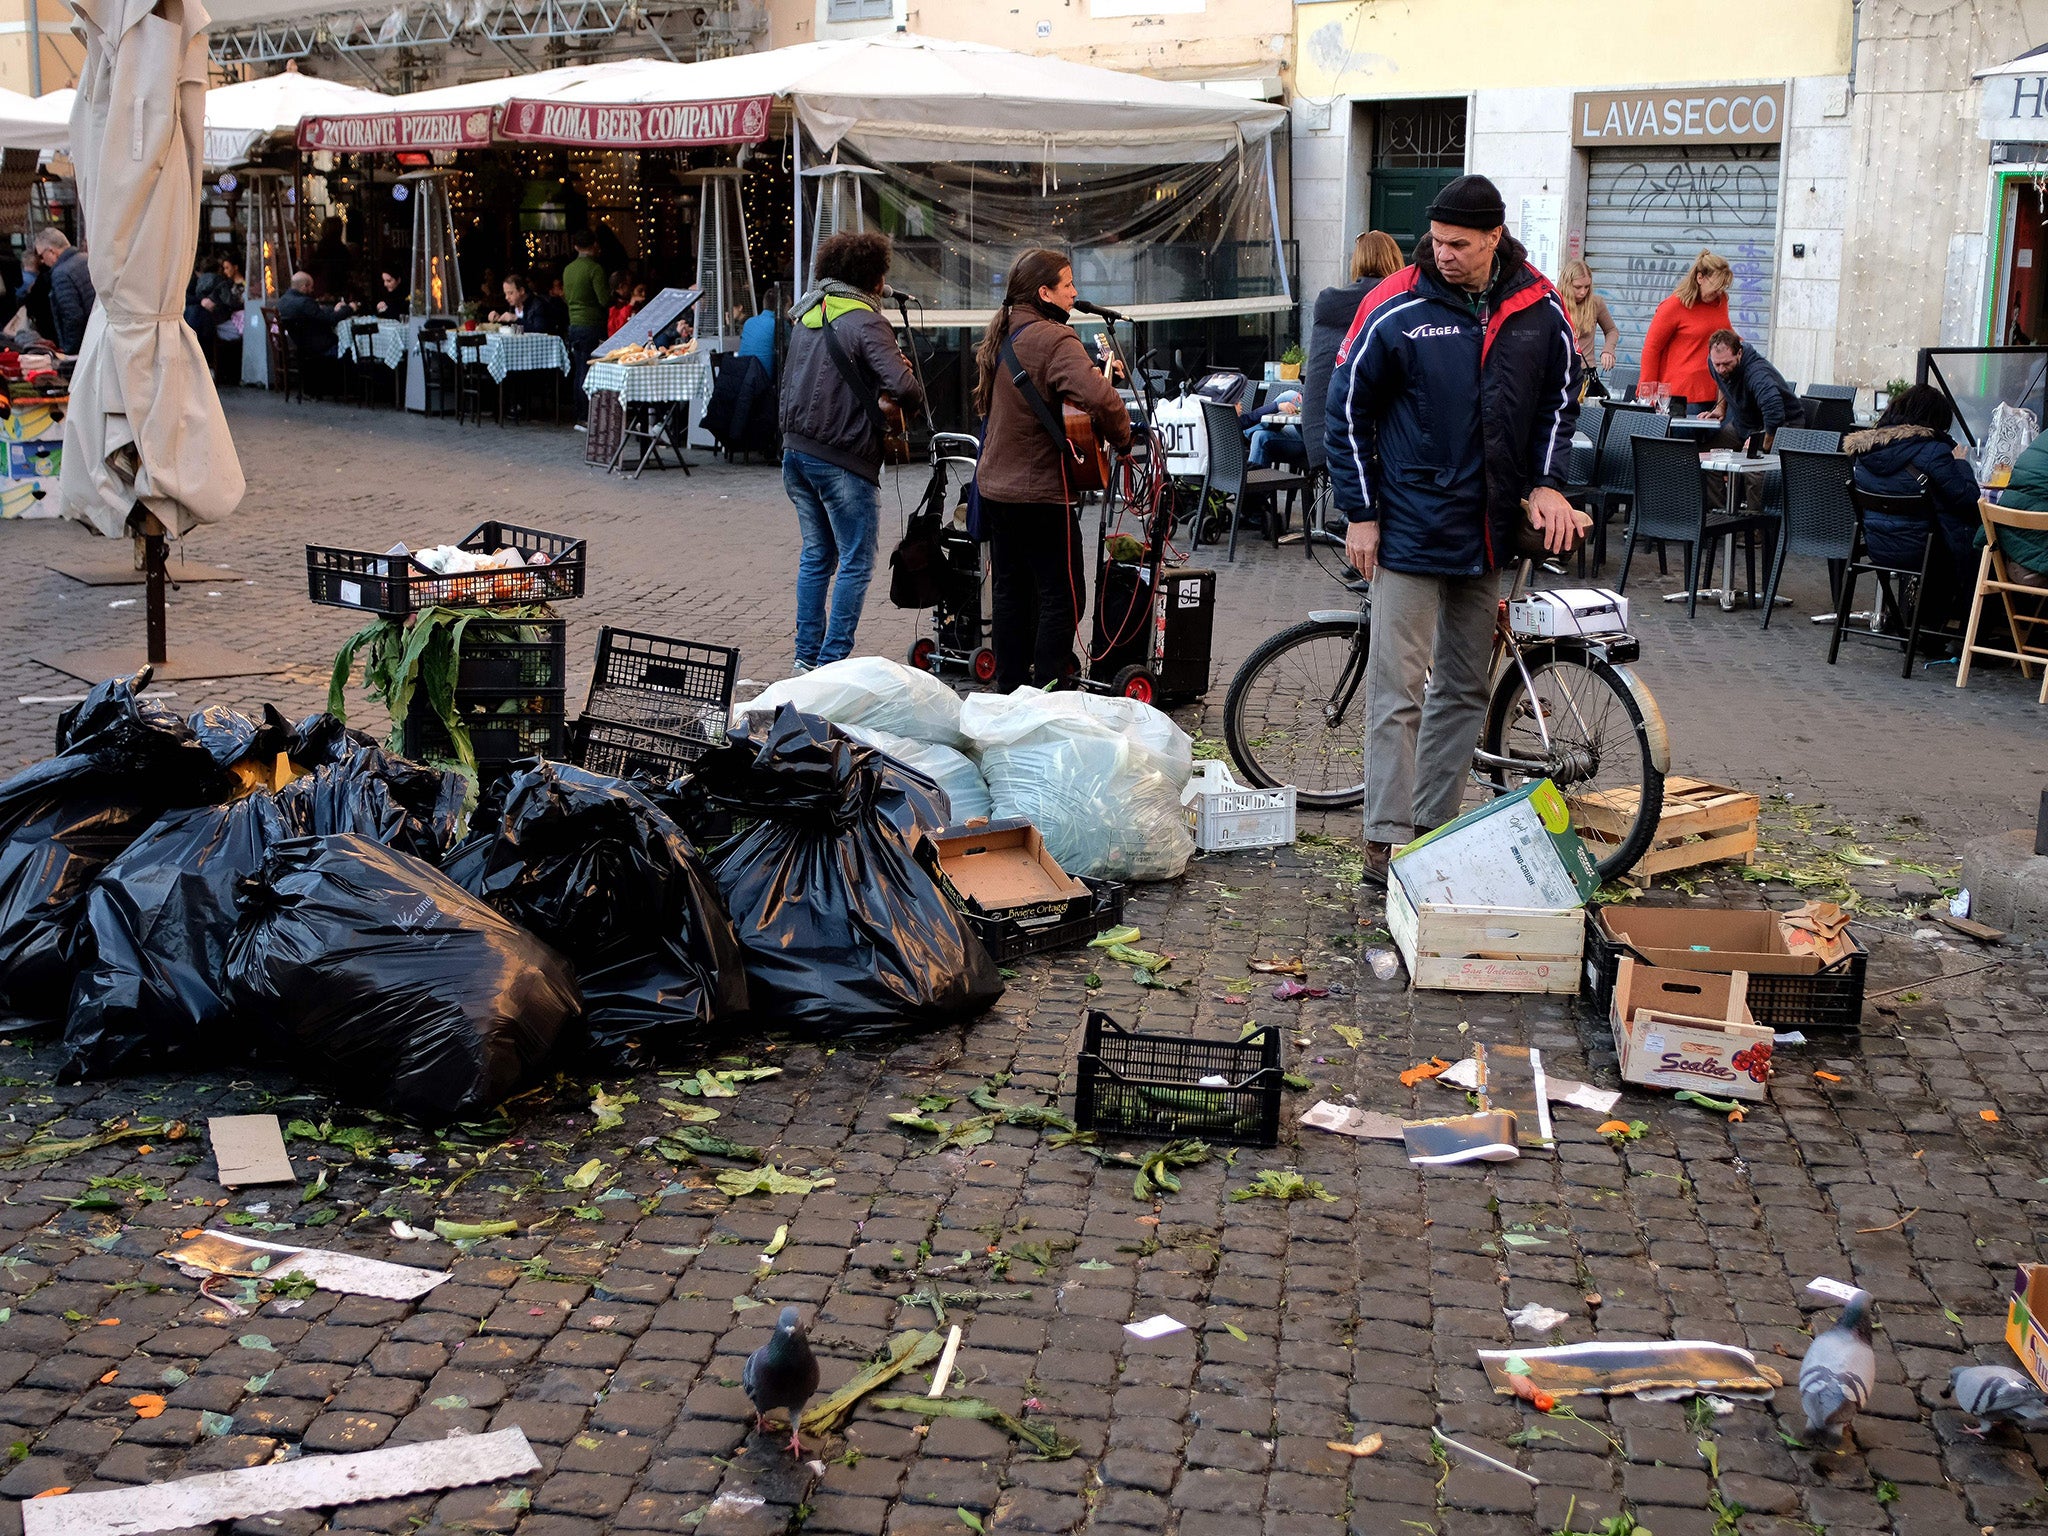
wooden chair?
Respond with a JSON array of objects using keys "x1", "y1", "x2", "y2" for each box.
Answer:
[
  {"x1": 1958, "y1": 500, "x2": 2048, "y2": 701},
  {"x1": 454, "y1": 333, "x2": 493, "y2": 426}
]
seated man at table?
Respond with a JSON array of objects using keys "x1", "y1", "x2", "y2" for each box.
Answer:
[
  {"x1": 490, "y1": 274, "x2": 550, "y2": 335},
  {"x1": 1244, "y1": 387, "x2": 1305, "y2": 468},
  {"x1": 280, "y1": 271, "x2": 346, "y2": 360},
  {"x1": 1702, "y1": 329, "x2": 1803, "y2": 450},
  {"x1": 1842, "y1": 384, "x2": 1983, "y2": 639}
]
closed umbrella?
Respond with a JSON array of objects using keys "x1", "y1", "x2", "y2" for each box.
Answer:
[{"x1": 49, "y1": 0, "x2": 260, "y2": 681}]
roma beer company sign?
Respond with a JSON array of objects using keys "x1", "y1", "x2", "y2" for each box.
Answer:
[
  {"x1": 499, "y1": 95, "x2": 771, "y2": 148},
  {"x1": 1571, "y1": 84, "x2": 1784, "y2": 147},
  {"x1": 298, "y1": 108, "x2": 493, "y2": 153}
]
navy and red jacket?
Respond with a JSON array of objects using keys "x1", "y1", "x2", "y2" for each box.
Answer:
[{"x1": 1323, "y1": 234, "x2": 1581, "y2": 577}]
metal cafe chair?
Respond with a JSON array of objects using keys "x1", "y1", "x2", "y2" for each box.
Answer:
[
  {"x1": 1193, "y1": 398, "x2": 1256, "y2": 560},
  {"x1": 1765, "y1": 448, "x2": 1856, "y2": 629},
  {"x1": 1587, "y1": 406, "x2": 1669, "y2": 571},
  {"x1": 1625, "y1": 435, "x2": 1773, "y2": 619},
  {"x1": 453, "y1": 332, "x2": 494, "y2": 427},
  {"x1": 1829, "y1": 483, "x2": 1940, "y2": 678}
]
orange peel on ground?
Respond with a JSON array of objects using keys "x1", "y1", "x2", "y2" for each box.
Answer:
[
  {"x1": 128, "y1": 1394, "x2": 165, "y2": 1419},
  {"x1": 1400, "y1": 1057, "x2": 1453, "y2": 1088},
  {"x1": 1813, "y1": 1071, "x2": 1843, "y2": 1082}
]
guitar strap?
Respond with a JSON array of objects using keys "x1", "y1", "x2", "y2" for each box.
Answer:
[
  {"x1": 998, "y1": 322, "x2": 1078, "y2": 465},
  {"x1": 818, "y1": 304, "x2": 894, "y2": 450}
]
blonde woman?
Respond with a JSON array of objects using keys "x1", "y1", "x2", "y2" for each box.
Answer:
[
  {"x1": 1636, "y1": 249, "x2": 1731, "y2": 408},
  {"x1": 1305, "y1": 231, "x2": 1407, "y2": 471},
  {"x1": 1560, "y1": 259, "x2": 1618, "y2": 383}
]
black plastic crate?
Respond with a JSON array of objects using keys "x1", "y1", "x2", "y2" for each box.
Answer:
[
  {"x1": 572, "y1": 713, "x2": 719, "y2": 782},
  {"x1": 403, "y1": 694, "x2": 568, "y2": 772},
  {"x1": 1074, "y1": 1011, "x2": 1283, "y2": 1147},
  {"x1": 1584, "y1": 916, "x2": 1867, "y2": 1031},
  {"x1": 965, "y1": 877, "x2": 1125, "y2": 966},
  {"x1": 307, "y1": 521, "x2": 587, "y2": 616},
  {"x1": 583, "y1": 628, "x2": 738, "y2": 741},
  {"x1": 453, "y1": 619, "x2": 567, "y2": 692}
]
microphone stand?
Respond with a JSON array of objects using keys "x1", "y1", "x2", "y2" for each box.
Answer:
[
  {"x1": 891, "y1": 291, "x2": 938, "y2": 440},
  {"x1": 1093, "y1": 319, "x2": 1170, "y2": 558}
]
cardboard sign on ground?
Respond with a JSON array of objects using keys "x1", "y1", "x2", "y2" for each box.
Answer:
[
  {"x1": 2008, "y1": 1264, "x2": 2048, "y2": 1393},
  {"x1": 1390, "y1": 779, "x2": 1602, "y2": 910},
  {"x1": 208, "y1": 1115, "x2": 296, "y2": 1188},
  {"x1": 1610, "y1": 959, "x2": 1773, "y2": 1101},
  {"x1": 164, "y1": 1230, "x2": 450, "y2": 1301}
]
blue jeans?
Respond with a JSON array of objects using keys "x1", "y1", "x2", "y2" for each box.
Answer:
[
  {"x1": 785, "y1": 451, "x2": 879, "y2": 667},
  {"x1": 1248, "y1": 424, "x2": 1302, "y2": 468}
]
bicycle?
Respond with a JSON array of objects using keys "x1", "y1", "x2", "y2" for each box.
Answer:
[{"x1": 1221, "y1": 555, "x2": 1672, "y2": 882}]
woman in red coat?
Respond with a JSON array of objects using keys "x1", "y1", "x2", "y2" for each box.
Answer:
[{"x1": 1636, "y1": 250, "x2": 1731, "y2": 411}]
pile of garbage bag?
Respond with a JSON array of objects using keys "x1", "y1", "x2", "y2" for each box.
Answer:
[
  {"x1": 835, "y1": 722, "x2": 992, "y2": 825},
  {"x1": 737, "y1": 656, "x2": 967, "y2": 747}
]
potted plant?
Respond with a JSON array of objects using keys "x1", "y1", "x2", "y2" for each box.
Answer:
[{"x1": 1278, "y1": 344, "x2": 1305, "y2": 381}]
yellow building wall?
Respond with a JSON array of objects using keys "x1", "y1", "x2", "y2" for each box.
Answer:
[{"x1": 1294, "y1": 0, "x2": 1851, "y2": 98}]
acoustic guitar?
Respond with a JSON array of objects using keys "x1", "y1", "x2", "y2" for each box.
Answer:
[
  {"x1": 1057, "y1": 335, "x2": 1117, "y2": 493},
  {"x1": 877, "y1": 395, "x2": 914, "y2": 466}
]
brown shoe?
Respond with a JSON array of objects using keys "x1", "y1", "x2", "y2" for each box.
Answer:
[{"x1": 1360, "y1": 842, "x2": 1392, "y2": 889}]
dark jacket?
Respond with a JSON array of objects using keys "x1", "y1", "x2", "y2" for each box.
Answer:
[
  {"x1": 1843, "y1": 424, "x2": 1980, "y2": 523},
  {"x1": 514, "y1": 296, "x2": 550, "y2": 336},
  {"x1": 49, "y1": 248, "x2": 94, "y2": 354},
  {"x1": 279, "y1": 289, "x2": 342, "y2": 358},
  {"x1": 1714, "y1": 345, "x2": 1804, "y2": 440},
  {"x1": 1324, "y1": 234, "x2": 1580, "y2": 576},
  {"x1": 779, "y1": 281, "x2": 923, "y2": 485},
  {"x1": 975, "y1": 303, "x2": 1132, "y2": 504},
  {"x1": 24, "y1": 267, "x2": 53, "y2": 345},
  {"x1": 1304, "y1": 277, "x2": 1373, "y2": 471},
  {"x1": 1987, "y1": 430, "x2": 2048, "y2": 574}
]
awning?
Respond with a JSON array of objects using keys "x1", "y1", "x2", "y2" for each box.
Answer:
[
  {"x1": 1978, "y1": 46, "x2": 2048, "y2": 141},
  {"x1": 0, "y1": 86, "x2": 74, "y2": 153},
  {"x1": 296, "y1": 37, "x2": 1286, "y2": 164},
  {"x1": 204, "y1": 71, "x2": 388, "y2": 167}
]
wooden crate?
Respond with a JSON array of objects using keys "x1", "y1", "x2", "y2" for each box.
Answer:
[
  {"x1": 1570, "y1": 776, "x2": 1760, "y2": 886},
  {"x1": 1387, "y1": 877, "x2": 1584, "y2": 994}
]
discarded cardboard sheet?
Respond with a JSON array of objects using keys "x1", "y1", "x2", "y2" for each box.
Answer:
[
  {"x1": 20, "y1": 1426, "x2": 538, "y2": 1536},
  {"x1": 1300, "y1": 1102, "x2": 1406, "y2": 1141},
  {"x1": 1481, "y1": 1044, "x2": 1554, "y2": 1148},
  {"x1": 1478, "y1": 1340, "x2": 1784, "y2": 1401},
  {"x1": 1124, "y1": 1314, "x2": 1188, "y2": 1340},
  {"x1": 1438, "y1": 1054, "x2": 1620, "y2": 1118},
  {"x1": 1403, "y1": 1111, "x2": 1520, "y2": 1167},
  {"x1": 164, "y1": 1230, "x2": 450, "y2": 1302},
  {"x1": 209, "y1": 1115, "x2": 296, "y2": 1188}
]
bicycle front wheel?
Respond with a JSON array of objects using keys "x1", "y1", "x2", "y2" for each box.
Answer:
[
  {"x1": 1223, "y1": 617, "x2": 1369, "y2": 810},
  {"x1": 1481, "y1": 653, "x2": 1664, "y2": 882}
]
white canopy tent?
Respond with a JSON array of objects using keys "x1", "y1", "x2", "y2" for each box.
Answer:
[
  {"x1": 0, "y1": 87, "x2": 73, "y2": 152},
  {"x1": 203, "y1": 70, "x2": 387, "y2": 168}
]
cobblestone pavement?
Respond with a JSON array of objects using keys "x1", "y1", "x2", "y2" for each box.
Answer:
[{"x1": 0, "y1": 395, "x2": 2037, "y2": 1536}]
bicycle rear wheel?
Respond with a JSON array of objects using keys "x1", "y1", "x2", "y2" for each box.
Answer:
[
  {"x1": 1480, "y1": 653, "x2": 1664, "y2": 882},
  {"x1": 1222, "y1": 617, "x2": 1369, "y2": 810}
]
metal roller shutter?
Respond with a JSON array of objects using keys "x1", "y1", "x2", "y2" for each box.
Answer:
[{"x1": 1582, "y1": 146, "x2": 1781, "y2": 373}]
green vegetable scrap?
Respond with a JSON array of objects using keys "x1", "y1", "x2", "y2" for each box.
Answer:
[
  {"x1": 1673, "y1": 1090, "x2": 1745, "y2": 1114},
  {"x1": 802, "y1": 1330, "x2": 946, "y2": 1433},
  {"x1": 966, "y1": 1086, "x2": 1076, "y2": 1133},
  {"x1": 1104, "y1": 942, "x2": 1169, "y2": 972},
  {"x1": 589, "y1": 1089, "x2": 637, "y2": 1133},
  {"x1": 665, "y1": 1127, "x2": 762, "y2": 1163},
  {"x1": 0, "y1": 1116, "x2": 184, "y2": 1171},
  {"x1": 1229, "y1": 1170, "x2": 1337, "y2": 1204},
  {"x1": 433, "y1": 1219, "x2": 517, "y2": 1243},
  {"x1": 1133, "y1": 1140, "x2": 1210, "y2": 1200},
  {"x1": 657, "y1": 1099, "x2": 720, "y2": 1124},
  {"x1": 1088, "y1": 926, "x2": 1141, "y2": 949},
  {"x1": 889, "y1": 1112, "x2": 998, "y2": 1155},
  {"x1": 716, "y1": 1165, "x2": 831, "y2": 1198},
  {"x1": 870, "y1": 1395, "x2": 1078, "y2": 1460},
  {"x1": 562, "y1": 1159, "x2": 606, "y2": 1191}
]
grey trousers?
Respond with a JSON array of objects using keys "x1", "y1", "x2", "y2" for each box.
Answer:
[{"x1": 1362, "y1": 564, "x2": 1501, "y2": 845}]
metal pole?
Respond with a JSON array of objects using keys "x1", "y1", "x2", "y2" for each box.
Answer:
[
  {"x1": 135, "y1": 509, "x2": 168, "y2": 666},
  {"x1": 26, "y1": 0, "x2": 41, "y2": 98},
  {"x1": 790, "y1": 118, "x2": 803, "y2": 303}
]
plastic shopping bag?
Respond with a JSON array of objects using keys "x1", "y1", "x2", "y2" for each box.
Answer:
[{"x1": 736, "y1": 656, "x2": 967, "y2": 747}]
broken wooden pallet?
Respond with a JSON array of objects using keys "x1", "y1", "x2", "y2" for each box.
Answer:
[{"x1": 1570, "y1": 775, "x2": 1760, "y2": 886}]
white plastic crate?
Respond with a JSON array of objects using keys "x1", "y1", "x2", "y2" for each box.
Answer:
[{"x1": 1181, "y1": 760, "x2": 1297, "y2": 852}]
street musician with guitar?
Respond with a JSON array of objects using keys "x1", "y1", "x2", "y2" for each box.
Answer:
[
  {"x1": 972, "y1": 249, "x2": 1133, "y2": 692},
  {"x1": 779, "y1": 231, "x2": 923, "y2": 671}
]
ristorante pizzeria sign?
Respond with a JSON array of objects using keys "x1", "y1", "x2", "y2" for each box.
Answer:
[{"x1": 297, "y1": 94, "x2": 773, "y2": 153}]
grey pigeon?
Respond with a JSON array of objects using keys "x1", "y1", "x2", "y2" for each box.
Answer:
[
  {"x1": 1950, "y1": 1364, "x2": 2048, "y2": 1435},
  {"x1": 743, "y1": 1306, "x2": 821, "y2": 1455},
  {"x1": 1800, "y1": 1288, "x2": 1876, "y2": 1450}
]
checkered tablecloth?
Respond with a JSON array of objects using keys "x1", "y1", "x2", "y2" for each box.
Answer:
[
  {"x1": 345, "y1": 319, "x2": 409, "y2": 370},
  {"x1": 583, "y1": 355, "x2": 713, "y2": 407},
  {"x1": 432, "y1": 331, "x2": 571, "y2": 383}
]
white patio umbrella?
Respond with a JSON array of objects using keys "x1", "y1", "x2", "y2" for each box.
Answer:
[{"x1": 54, "y1": 0, "x2": 251, "y2": 676}]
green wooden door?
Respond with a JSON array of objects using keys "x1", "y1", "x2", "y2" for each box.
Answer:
[{"x1": 1369, "y1": 168, "x2": 1463, "y2": 260}]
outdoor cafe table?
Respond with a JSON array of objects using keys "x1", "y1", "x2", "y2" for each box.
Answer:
[
  {"x1": 1674, "y1": 448, "x2": 1782, "y2": 613},
  {"x1": 583, "y1": 355, "x2": 714, "y2": 477},
  {"x1": 353, "y1": 318, "x2": 409, "y2": 370},
  {"x1": 427, "y1": 329, "x2": 572, "y2": 384}
]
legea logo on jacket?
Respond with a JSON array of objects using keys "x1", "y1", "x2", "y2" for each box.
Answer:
[{"x1": 1403, "y1": 322, "x2": 1462, "y2": 340}]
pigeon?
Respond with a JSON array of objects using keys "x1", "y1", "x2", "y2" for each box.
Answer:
[
  {"x1": 743, "y1": 1306, "x2": 821, "y2": 1455},
  {"x1": 1949, "y1": 1364, "x2": 2048, "y2": 1435},
  {"x1": 1800, "y1": 1288, "x2": 1876, "y2": 1450}
]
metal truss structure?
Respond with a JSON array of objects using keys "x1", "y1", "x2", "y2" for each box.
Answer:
[{"x1": 210, "y1": 0, "x2": 765, "y2": 86}]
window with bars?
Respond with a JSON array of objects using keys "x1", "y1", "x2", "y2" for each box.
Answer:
[
  {"x1": 1373, "y1": 100, "x2": 1467, "y2": 169},
  {"x1": 826, "y1": 0, "x2": 893, "y2": 19}
]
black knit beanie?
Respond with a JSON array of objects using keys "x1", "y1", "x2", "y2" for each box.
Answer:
[{"x1": 1425, "y1": 174, "x2": 1507, "y2": 231}]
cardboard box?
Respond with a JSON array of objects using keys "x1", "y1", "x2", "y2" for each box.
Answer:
[
  {"x1": 1388, "y1": 874, "x2": 1584, "y2": 994},
  {"x1": 1507, "y1": 587, "x2": 1630, "y2": 638},
  {"x1": 1596, "y1": 906, "x2": 1824, "y2": 978},
  {"x1": 1391, "y1": 779, "x2": 1602, "y2": 911},
  {"x1": 923, "y1": 818, "x2": 1120, "y2": 963},
  {"x1": 2008, "y1": 1264, "x2": 2048, "y2": 1393},
  {"x1": 1610, "y1": 958, "x2": 1773, "y2": 1100}
]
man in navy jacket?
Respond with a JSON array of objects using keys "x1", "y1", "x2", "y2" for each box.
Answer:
[{"x1": 1324, "y1": 175, "x2": 1581, "y2": 884}]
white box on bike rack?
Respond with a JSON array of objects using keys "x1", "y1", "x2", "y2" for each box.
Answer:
[{"x1": 1508, "y1": 588, "x2": 1629, "y2": 638}]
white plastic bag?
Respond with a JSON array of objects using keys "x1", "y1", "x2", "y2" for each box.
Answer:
[
  {"x1": 1152, "y1": 392, "x2": 1210, "y2": 479},
  {"x1": 1983, "y1": 401, "x2": 2039, "y2": 484},
  {"x1": 736, "y1": 656, "x2": 966, "y2": 747},
  {"x1": 959, "y1": 689, "x2": 1194, "y2": 881},
  {"x1": 836, "y1": 723, "x2": 992, "y2": 825}
]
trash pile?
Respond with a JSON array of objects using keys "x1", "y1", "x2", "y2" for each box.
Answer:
[{"x1": 0, "y1": 673, "x2": 1018, "y2": 1120}]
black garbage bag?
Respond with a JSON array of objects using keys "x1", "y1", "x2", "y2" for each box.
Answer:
[
  {"x1": 276, "y1": 739, "x2": 467, "y2": 863},
  {"x1": 689, "y1": 705, "x2": 1000, "y2": 1037},
  {"x1": 62, "y1": 795, "x2": 295, "y2": 1079},
  {"x1": 0, "y1": 675, "x2": 230, "y2": 1020},
  {"x1": 226, "y1": 834, "x2": 578, "y2": 1121},
  {"x1": 452, "y1": 761, "x2": 747, "y2": 1067}
]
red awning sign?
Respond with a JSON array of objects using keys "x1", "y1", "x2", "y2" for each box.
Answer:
[
  {"x1": 297, "y1": 108, "x2": 494, "y2": 153},
  {"x1": 497, "y1": 95, "x2": 772, "y2": 148}
]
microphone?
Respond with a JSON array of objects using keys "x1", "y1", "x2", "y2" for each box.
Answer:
[
  {"x1": 882, "y1": 284, "x2": 925, "y2": 305},
  {"x1": 1072, "y1": 297, "x2": 1129, "y2": 323}
]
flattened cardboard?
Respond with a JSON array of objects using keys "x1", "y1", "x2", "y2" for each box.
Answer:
[
  {"x1": 21, "y1": 1426, "x2": 538, "y2": 1536},
  {"x1": 1477, "y1": 1340, "x2": 1783, "y2": 1400},
  {"x1": 1391, "y1": 778, "x2": 1602, "y2": 910},
  {"x1": 1610, "y1": 959, "x2": 1773, "y2": 1102},
  {"x1": 1596, "y1": 906, "x2": 1825, "y2": 978},
  {"x1": 164, "y1": 1230, "x2": 450, "y2": 1301},
  {"x1": 1402, "y1": 1110, "x2": 1521, "y2": 1166},
  {"x1": 1300, "y1": 1102, "x2": 1406, "y2": 1141},
  {"x1": 929, "y1": 819, "x2": 1090, "y2": 920},
  {"x1": 209, "y1": 1115, "x2": 296, "y2": 1188},
  {"x1": 2009, "y1": 1264, "x2": 2048, "y2": 1394},
  {"x1": 1482, "y1": 1043, "x2": 1555, "y2": 1148}
]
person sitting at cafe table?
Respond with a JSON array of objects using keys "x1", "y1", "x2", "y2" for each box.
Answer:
[
  {"x1": 1842, "y1": 383, "x2": 1984, "y2": 639},
  {"x1": 490, "y1": 273, "x2": 549, "y2": 335},
  {"x1": 1700, "y1": 329, "x2": 1803, "y2": 450},
  {"x1": 280, "y1": 270, "x2": 347, "y2": 360},
  {"x1": 374, "y1": 268, "x2": 408, "y2": 319},
  {"x1": 1972, "y1": 414, "x2": 2048, "y2": 590}
]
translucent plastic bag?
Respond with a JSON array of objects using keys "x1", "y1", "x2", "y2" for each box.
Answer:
[
  {"x1": 736, "y1": 656, "x2": 966, "y2": 747},
  {"x1": 1983, "y1": 401, "x2": 2040, "y2": 485},
  {"x1": 959, "y1": 689, "x2": 1194, "y2": 882},
  {"x1": 836, "y1": 723, "x2": 992, "y2": 824}
]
